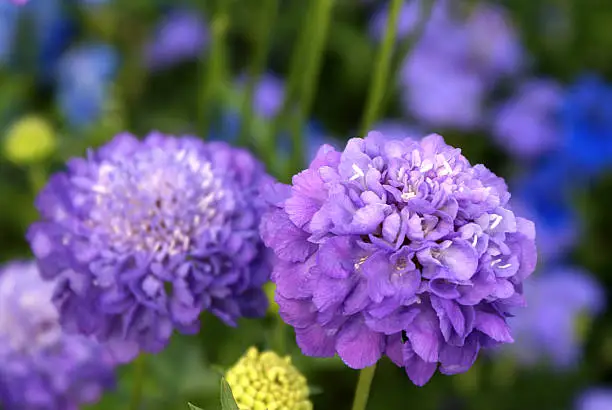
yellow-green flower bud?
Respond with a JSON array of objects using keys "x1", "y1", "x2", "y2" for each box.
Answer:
[
  {"x1": 225, "y1": 347, "x2": 312, "y2": 410},
  {"x1": 264, "y1": 282, "x2": 279, "y2": 315},
  {"x1": 3, "y1": 116, "x2": 56, "y2": 164}
]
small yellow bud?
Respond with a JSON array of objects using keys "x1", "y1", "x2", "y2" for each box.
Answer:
[
  {"x1": 264, "y1": 282, "x2": 279, "y2": 314},
  {"x1": 225, "y1": 347, "x2": 312, "y2": 410},
  {"x1": 3, "y1": 116, "x2": 56, "y2": 164}
]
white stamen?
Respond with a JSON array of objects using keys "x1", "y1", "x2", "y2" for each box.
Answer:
[
  {"x1": 490, "y1": 214, "x2": 503, "y2": 229},
  {"x1": 490, "y1": 259, "x2": 502, "y2": 267},
  {"x1": 401, "y1": 191, "x2": 416, "y2": 201},
  {"x1": 498, "y1": 263, "x2": 512, "y2": 269},
  {"x1": 350, "y1": 163, "x2": 365, "y2": 181},
  {"x1": 471, "y1": 235, "x2": 478, "y2": 247}
]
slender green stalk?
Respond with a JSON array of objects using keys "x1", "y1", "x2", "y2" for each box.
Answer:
[
  {"x1": 351, "y1": 364, "x2": 378, "y2": 410},
  {"x1": 198, "y1": 2, "x2": 230, "y2": 135},
  {"x1": 272, "y1": 316, "x2": 287, "y2": 355},
  {"x1": 129, "y1": 354, "x2": 146, "y2": 410},
  {"x1": 27, "y1": 164, "x2": 47, "y2": 195},
  {"x1": 288, "y1": 0, "x2": 335, "y2": 173},
  {"x1": 360, "y1": 0, "x2": 405, "y2": 135},
  {"x1": 238, "y1": 0, "x2": 280, "y2": 149}
]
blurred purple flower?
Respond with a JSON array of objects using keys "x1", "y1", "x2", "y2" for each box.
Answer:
[
  {"x1": 368, "y1": 0, "x2": 450, "y2": 42},
  {"x1": 145, "y1": 9, "x2": 208, "y2": 71},
  {"x1": 577, "y1": 389, "x2": 612, "y2": 410},
  {"x1": 401, "y1": 49, "x2": 485, "y2": 129},
  {"x1": 261, "y1": 132, "x2": 537, "y2": 386},
  {"x1": 27, "y1": 132, "x2": 273, "y2": 362},
  {"x1": 235, "y1": 73, "x2": 285, "y2": 119},
  {"x1": 505, "y1": 267, "x2": 604, "y2": 369},
  {"x1": 371, "y1": 120, "x2": 422, "y2": 141},
  {"x1": 0, "y1": 261, "x2": 115, "y2": 410},
  {"x1": 0, "y1": 3, "x2": 19, "y2": 65},
  {"x1": 56, "y1": 43, "x2": 119, "y2": 128},
  {"x1": 464, "y1": 4, "x2": 524, "y2": 80},
  {"x1": 492, "y1": 79, "x2": 563, "y2": 158},
  {"x1": 399, "y1": 3, "x2": 523, "y2": 129}
]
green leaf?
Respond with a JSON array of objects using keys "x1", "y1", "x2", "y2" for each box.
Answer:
[
  {"x1": 220, "y1": 378, "x2": 240, "y2": 410},
  {"x1": 187, "y1": 403, "x2": 204, "y2": 410}
]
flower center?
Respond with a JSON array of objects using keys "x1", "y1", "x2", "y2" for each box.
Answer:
[{"x1": 88, "y1": 147, "x2": 228, "y2": 256}]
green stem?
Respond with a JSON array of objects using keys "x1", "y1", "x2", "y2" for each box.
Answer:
[
  {"x1": 129, "y1": 354, "x2": 146, "y2": 410},
  {"x1": 272, "y1": 316, "x2": 287, "y2": 355},
  {"x1": 288, "y1": 0, "x2": 335, "y2": 174},
  {"x1": 351, "y1": 364, "x2": 378, "y2": 410},
  {"x1": 198, "y1": 2, "x2": 230, "y2": 135},
  {"x1": 27, "y1": 164, "x2": 47, "y2": 195},
  {"x1": 238, "y1": 0, "x2": 279, "y2": 150},
  {"x1": 360, "y1": 0, "x2": 404, "y2": 135}
]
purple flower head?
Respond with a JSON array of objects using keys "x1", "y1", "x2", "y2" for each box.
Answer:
[
  {"x1": 492, "y1": 79, "x2": 563, "y2": 158},
  {"x1": 28, "y1": 132, "x2": 273, "y2": 362},
  {"x1": 0, "y1": 261, "x2": 115, "y2": 410},
  {"x1": 577, "y1": 389, "x2": 612, "y2": 410},
  {"x1": 504, "y1": 267, "x2": 603, "y2": 369},
  {"x1": 145, "y1": 9, "x2": 208, "y2": 71},
  {"x1": 261, "y1": 132, "x2": 537, "y2": 386}
]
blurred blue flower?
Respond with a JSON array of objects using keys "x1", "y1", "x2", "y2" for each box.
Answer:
[
  {"x1": 561, "y1": 75, "x2": 612, "y2": 176},
  {"x1": 0, "y1": 3, "x2": 19, "y2": 65},
  {"x1": 511, "y1": 158, "x2": 578, "y2": 263},
  {"x1": 145, "y1": 9, "x2": 208, "y2": 71},
  {"x1": 492, "y1": 79, "x2": 563, "y2": 158},
  {"x1": 577, "y1": 389, "x2": 612, "y2": 410},
  {"x1": 56, "y1": 43, "x2": 119, "y2": 128},
  {"x1": 26, "y1": 0, "x2": 76, "y2": 81},
  {"x1": 505, "y1": 267, "x2": 604, "y2": 369}
]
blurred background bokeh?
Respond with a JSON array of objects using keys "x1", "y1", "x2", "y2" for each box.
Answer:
[{"x1": 1, "y1": 0, "x2": 612, "y2": 409}]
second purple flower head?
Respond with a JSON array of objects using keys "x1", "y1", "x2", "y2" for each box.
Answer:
[
  {"x1": 28, "y1": 132, "x2": 274, "y2": 362},
  {"x1": 261, "y1": 132, "x2": 537, "y2": 385}
]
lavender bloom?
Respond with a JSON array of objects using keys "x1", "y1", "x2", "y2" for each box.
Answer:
[
  {"x1": 505, "y1": 268, "x2": 604, "y2": 368},
  {"x1": 560, "y1": 75, "x2": 612, "y2": 176},
  {"x1": 0, "y1": 261, "x2": 115, "y2": 410},
  {"x1": 261, "y1": 132, "x2": 537, "y2": 385},
  {"x1": 492, "y1": 79, "x2": 563, "y2": 158},
  {"x1": 145, "y1": 9, "x2": 208, "y2": 71},
  {"x1": 577, "y1": 389, "x2": 612, "y2": 410},
  {"x1": 28, "y1": 132, "x2": 273, "y2": 362},
  {"x1": 56, "y1": 43, "x2": 119, "y2": 128}
]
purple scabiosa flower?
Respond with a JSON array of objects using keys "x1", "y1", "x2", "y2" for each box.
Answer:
[
  {"x1": 144, "y1": 9, "x2": 208, "y2": 71},
  {"x1": 0, "y1": 261, "x2": 115, "y2": 410},
  {"x1": 371, "y1": 120, "x2": 422, "y2": 141},
  {"x1": 261, "y1": 132, "x2": 537, "y2": 386},
  {"x1": 27, "y1": 132, "x2": 273, "y2": 362},
  {"x1": 504, "y1": 267, "x2": 604, "y2": 368},
  {"x1": 577, "y1": 388, "x2": 612, "y2": 410},
  {"x1": 492, "y1": 79, "x2": 563, "y2": 158}
]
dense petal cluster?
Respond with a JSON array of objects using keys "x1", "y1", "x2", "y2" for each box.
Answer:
[
  {"x1": 225, "y1": 347, "x2": 312, "y2": 410},
  {"x1": 28, "y1": 132, "x2": 273, "y2": 362},
  {"x1": 0, "y1": 261, "x2": 115, "y2": 410},
  {"x1": 261, "y1": 132, "x2": 537, "y2": 385}
]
